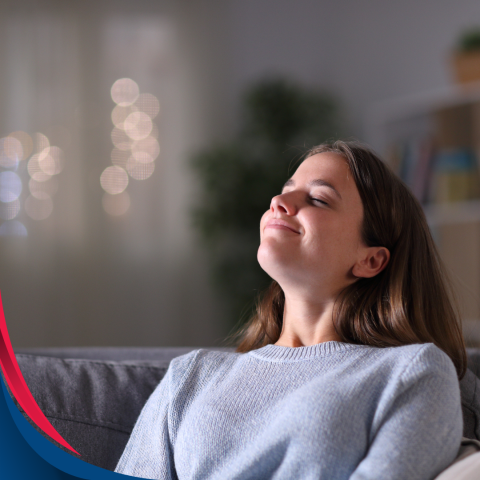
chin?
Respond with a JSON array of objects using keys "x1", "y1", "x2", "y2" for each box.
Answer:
[{"x1": 257, "y1": 241, "x2": 295, "y2": 281}]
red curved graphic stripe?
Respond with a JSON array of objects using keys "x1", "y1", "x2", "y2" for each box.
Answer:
[{"x1": 0, "y1": 290, "x2": 80, "y2": 455}]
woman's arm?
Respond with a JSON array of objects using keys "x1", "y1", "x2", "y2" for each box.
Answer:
[
  {"x1": 350, "y1": 344, "x2": 463, "y2": 480},
  {"x1": 115, "y1": 365, "x2": 177, "y2": 480}
]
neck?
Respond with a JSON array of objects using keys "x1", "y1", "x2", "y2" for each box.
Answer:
[{"x1": 274, "y1": 293, "x2": 342, "y2": 347}]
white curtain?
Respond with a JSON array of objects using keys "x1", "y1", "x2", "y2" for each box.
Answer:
[{"x1": 0, "y1": 1, "x2": 226, "y2": 348}]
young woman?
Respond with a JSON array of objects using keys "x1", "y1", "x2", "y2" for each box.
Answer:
[{"x1": 115, "y1": 141, "x2": 466, "y2": 480}]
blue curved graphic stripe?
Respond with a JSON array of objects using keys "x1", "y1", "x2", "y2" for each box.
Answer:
[
  {"x1": 0, "y1": 374, "x2": 73, "y2": 479},
  {"x1": 1, "y1": 375, "x2": 137, "y2": 479}
]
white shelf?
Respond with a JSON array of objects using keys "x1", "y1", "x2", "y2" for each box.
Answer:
[
  {"x1": 366, "y1": 82, "x2": 480, "y2": 154},
  {"x1": 371, "y1": 82, "x2": 480, "y2": 122},
  {"x1": 368, "y1": 87, "x2": 480, "y2": 335}
]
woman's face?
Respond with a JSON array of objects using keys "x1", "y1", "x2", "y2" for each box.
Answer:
[{"x1": 258, "y1": 152, "x2": 367, "y2": 297}]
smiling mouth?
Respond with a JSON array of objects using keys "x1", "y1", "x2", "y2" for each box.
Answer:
[{"x1": 264, "y1": 221, "x2": 300, "y2": 234}]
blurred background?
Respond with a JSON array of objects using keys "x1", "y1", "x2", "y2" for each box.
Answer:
[{"x1": 2, "y1": 0, "x2": 480, "y2": 348}]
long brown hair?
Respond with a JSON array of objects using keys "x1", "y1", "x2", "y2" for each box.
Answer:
[{"x1": 234, "y1": 140, "x2": 467, "y2": 378}]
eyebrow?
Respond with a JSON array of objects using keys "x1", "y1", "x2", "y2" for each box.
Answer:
[{"x1": 282, "y1": 178, "x2": 342, "y2": 200}]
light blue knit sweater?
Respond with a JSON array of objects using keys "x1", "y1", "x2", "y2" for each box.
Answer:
[{"x1": 115, "y1": 342, "x2": 462, "y2": 480}]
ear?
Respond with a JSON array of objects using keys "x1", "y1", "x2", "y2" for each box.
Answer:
[{"x1": 352, "y1": 246, "x2": 390, "y2": 279}]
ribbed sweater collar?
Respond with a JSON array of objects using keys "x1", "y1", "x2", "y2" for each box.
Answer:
[{"x1": 249, "y1": 341, "x2": 357, "y2": 362}]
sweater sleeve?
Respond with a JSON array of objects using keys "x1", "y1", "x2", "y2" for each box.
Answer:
[
  {"x1": 114, "y1": 365, "x2": 176, "y2": 480},
  {"x1": 350, "y1": 344, "x2": 463, "y2": 480}
]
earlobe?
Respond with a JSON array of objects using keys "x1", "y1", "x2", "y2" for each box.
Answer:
[{"x1": 352, "y1": 247, "x2": 390, "y2": 279}]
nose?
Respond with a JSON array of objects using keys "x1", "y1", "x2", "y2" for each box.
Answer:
[{"x1": 270, "y1": 192, "x2": 297, "y2": 215}]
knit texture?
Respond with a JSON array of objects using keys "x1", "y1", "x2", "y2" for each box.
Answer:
[{"x1": 115, "y1": 342, "x2": 462, "y2": 480}]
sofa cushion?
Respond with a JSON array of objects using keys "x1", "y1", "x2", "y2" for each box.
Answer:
[
  {"x1": 460, "y1": 368, "x2": 480, "y2": 440},
  {"x1": 467, "y1": 348, "x2": 480, "y2": 378},
  {"x1": 434, "y1": 451, "x2": 480, "y2": 480},
  {"x1": 463, "y1": 348, "x2": 480, "y2": 440},
  {"x1": 15, "y1": 354, "x2": 171, "y2": 471}
]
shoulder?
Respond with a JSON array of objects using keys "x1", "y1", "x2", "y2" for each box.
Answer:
[
  {"x1": 368, "y1": 344, "x2": 462, "y2": 427},
  {"x1": 348, "y1": 342, "x2": 456, "y2": 380},
  {"x1": 382, "y1": 343, "x2": 456, "y2": 380},
  {"x1": 349, "y1": 343, "x2": 459, "y2": 403},
  {"x1": 370, "y1": 343, "x2": 460, "y2": 407}
]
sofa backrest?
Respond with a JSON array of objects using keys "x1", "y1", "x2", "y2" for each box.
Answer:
[{"x1": 14, "y1": 347, "x2": 232, "y2": 470}]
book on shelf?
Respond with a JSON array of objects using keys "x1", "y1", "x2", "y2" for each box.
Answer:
[
  {"x1": 387, "y1": 139, "x2": 480, "y2": 205},
  {"x1": 430, "y1": 149, "x2": 480, "y2": 203},
  {"x1": 434, "y1": 104, "x2": 473, "y2": 150},
  {"x1": 412, "y1": 137, "x2": 435, "y2": 204}
]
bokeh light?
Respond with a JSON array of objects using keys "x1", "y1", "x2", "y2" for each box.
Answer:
[
  {"x1": 111, "y1": 105, "x2": 138, "y2": 129},
  {"x1": 111, "y1": 127, "x2": 134, "y2": 150},
  {"x1": 131, "y1": 136, "x2": 160, "y2": 160},
  {"x1": 111, "y1": 78, "x2": 139, "y2": 106},
  {"x1": 111, "y1": 148, "x2": 130, "y2": 168},
  {"x1": 8, "y1": 131, "x2": 33, "y2": 160},
  {"x1": 108, "y1": 82, "x2": 159, "y2": 213},
  {"x1": 34, "y1": 133, "x2": 50, "y2": 159},
  {"x1": 28, "y1": 154, "x2": 52, "y2": 182},
  {"x1": 126, "y1": 157, "x2": 155, "y2": 180},
  {"x1": 0, "y1": 137, "x2": 23, "y2": 169},
  {"x1": 0, "y1": 171, "x2": 22, "y2": 202},
  {"x1": 0, "y1": 128, "x2": 65, "y2": 224},
  {"x1": 0, "y1": 220, "x2": 27, "y2": 236},
  {"x1": 100, "y1": 165, "x2": 129, "y2": 194},
  {"x1": 38, "y1": 155, "x2": 56, "y2": 176},
  {"x1": 124, "y1": 111, "x2": 152, "y2": 140},
  {"x1": 131, "y1": 151, "x2": 154, "y2": 164},
  {"x1": 134, "y1": 93, "x2": 160, "y2": 119},
  {"x1": 102, "y1": 191, "x2": 130, "y2": 216},
  {"x1": 29, "y1": 177, "x2": 58, "y2": 200},
  {"x1": 0, "y1": 199, "x2": 20, "y2": 220},
  {"x1": 38, "y1": 146, "x2": 64, "y2": 176},
  {"x1": 25, "y1": 195, "x2": 53, "y2": 220}
]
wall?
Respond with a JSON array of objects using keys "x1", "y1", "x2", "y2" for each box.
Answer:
[
  {"x1": 224, "y1": 0, "x2": 480, "y2": 138},
  {"x1": 1, "y1": 0, "x2": 478, "y2": 347}
]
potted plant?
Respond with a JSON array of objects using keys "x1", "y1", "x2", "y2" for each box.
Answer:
[{"x1": 453, "y1": 28, "x2": 480, "y2": 84}]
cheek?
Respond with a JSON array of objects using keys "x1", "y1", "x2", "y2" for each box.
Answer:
[
  {"x1": 328, "y1": 222, "x2": 364, "y2": 267},
  {"x1": 259, "y1": 210, "x2": 270, "y2": 237},
  {"x1": 305, "y1": 215, "x2": 360, "y2": 259}
]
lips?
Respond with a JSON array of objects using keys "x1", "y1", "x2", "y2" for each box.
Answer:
[{"x1": 264, "y1": 219, "x2": 300, "y2": 234}]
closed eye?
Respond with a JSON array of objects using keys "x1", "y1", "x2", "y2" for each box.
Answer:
[{"x1": 311, "y1": 197, "x2": 329, "y2": 206}]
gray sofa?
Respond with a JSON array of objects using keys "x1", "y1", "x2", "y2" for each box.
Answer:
[{"x1": 12, "y1": 346, "x2": 480, "y2": 472}]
